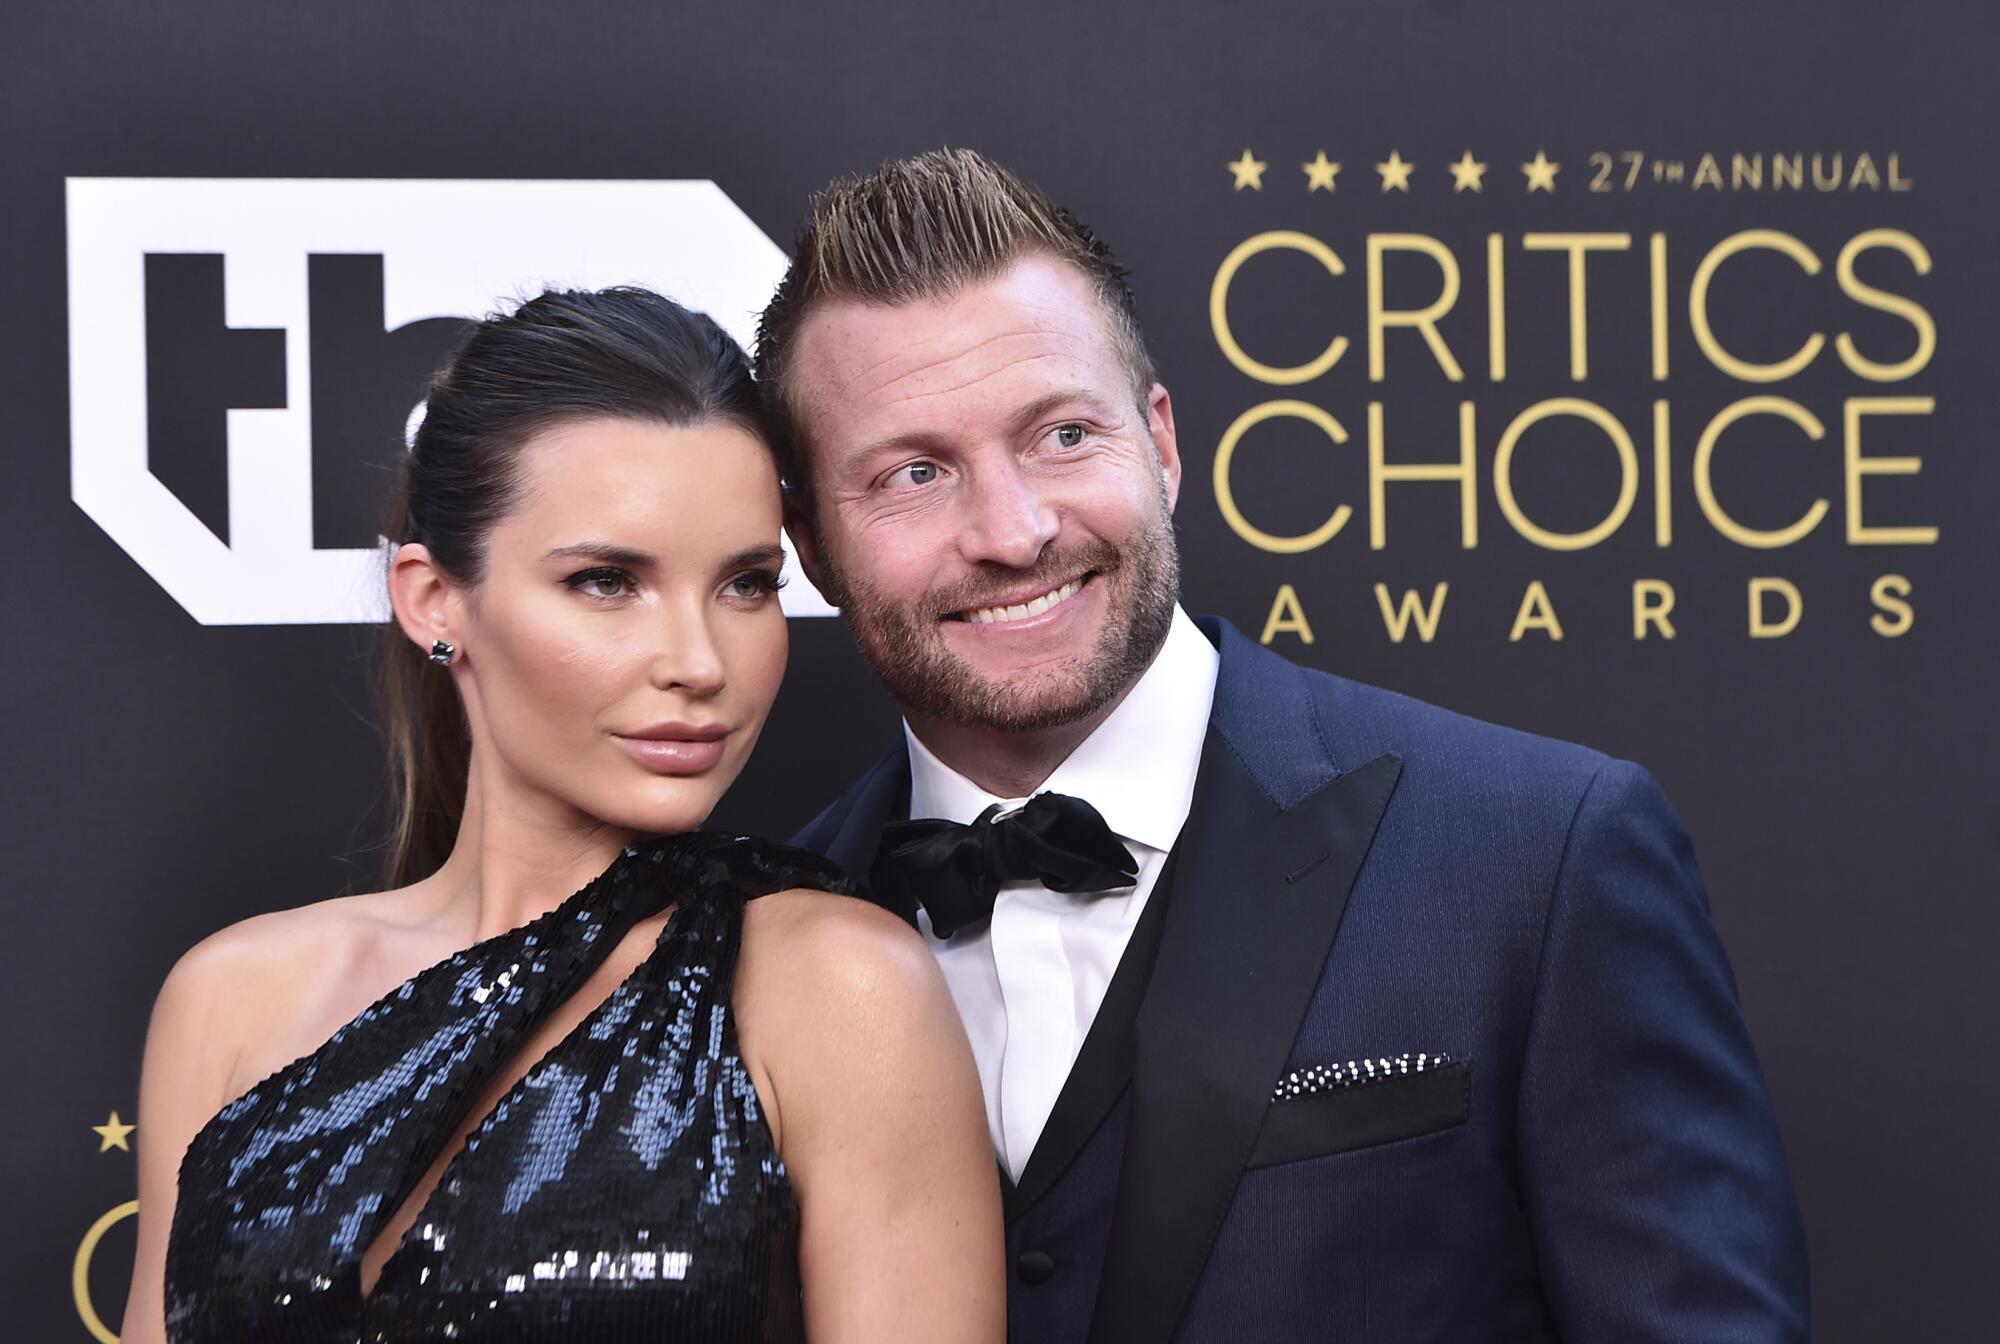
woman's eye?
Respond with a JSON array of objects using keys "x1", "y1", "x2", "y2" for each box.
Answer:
[
  {"x1": 566, "y1": 568, "x2": 632, "y2": 599},
  {"x1": 726, "y1": 570, "x2": 784, "y2": 600},
  {"x1": 1053, "y1": 424, "x2": 1086, "y2": 448}
]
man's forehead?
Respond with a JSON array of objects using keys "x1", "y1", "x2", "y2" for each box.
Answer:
[{"x1": 791, "y1": 257, "x2": 1118, "y2": 430}]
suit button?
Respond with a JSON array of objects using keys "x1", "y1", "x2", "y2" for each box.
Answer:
[{"x1": 1015, "y1": 1250, "x2": 1056, "y2": 1285}]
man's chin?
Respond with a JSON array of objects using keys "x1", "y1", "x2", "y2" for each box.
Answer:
[{"x1": 906, "y1": 661, "x2": 1118, "y2": 733}]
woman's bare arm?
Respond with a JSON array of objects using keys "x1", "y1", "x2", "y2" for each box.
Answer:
[
  {"x1": 741, "y1": 892, "x2": 1005, "y2": 1343},
  {"x1": 122, "y1": 926, "x2": 271, "y2": 1344}
]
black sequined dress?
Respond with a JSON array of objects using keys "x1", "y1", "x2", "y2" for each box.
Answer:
[{"x1": 164, "y1": 832, "x2": 855, "y2": 1342}]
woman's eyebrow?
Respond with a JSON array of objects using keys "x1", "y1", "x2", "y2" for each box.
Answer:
[
  {"x1": 721, "y1": 544, "x2": 787, "y2": 570},
  {"x1": 544, "y1": 542, "x2": 658, "y2": 567}
]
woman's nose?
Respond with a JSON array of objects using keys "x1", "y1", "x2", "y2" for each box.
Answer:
[{"x1": 648, "y1": 606, "x2": 727, "y2": 695}]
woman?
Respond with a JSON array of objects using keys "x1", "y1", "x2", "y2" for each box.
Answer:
[{"x1": 122, "y1": 288, "x2": 1005, "y2": 1341}]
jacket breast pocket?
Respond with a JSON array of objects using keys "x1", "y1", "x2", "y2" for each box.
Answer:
[{"x1": 1247, "y1": 1060, "x2": 1472, "y2": 1169}]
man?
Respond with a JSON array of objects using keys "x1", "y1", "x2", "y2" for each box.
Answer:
[{"x1": 759, "y1": 148, "x2": 1808, "y2": 1342}]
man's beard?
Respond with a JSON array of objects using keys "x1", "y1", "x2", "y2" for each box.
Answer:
[{"x1": 819, "y1": 507, "x2": 1181, "y2": 734}]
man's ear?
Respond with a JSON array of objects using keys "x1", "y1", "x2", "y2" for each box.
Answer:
[
  {"x1": 388, "y1": 542, "x2": 459, "y2": 656},
  {"x1": 784, "y1": 505, "x2": 839, "y2": 609},
  {"x1": 1145, "y1": 382, "x2": 1183, "y2": 512}
]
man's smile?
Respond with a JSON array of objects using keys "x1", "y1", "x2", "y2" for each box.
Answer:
[{"x1": 948, "y1": 574, "x2": 1092, "y2": 625}]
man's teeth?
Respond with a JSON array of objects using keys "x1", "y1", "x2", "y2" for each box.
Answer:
[{"x1": 963, "y1": 577, "x2": 1085, "y2": 625}]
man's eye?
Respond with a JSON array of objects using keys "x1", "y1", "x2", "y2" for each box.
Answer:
[
  {"x1": 1053, "y1": 424, "x2": 1086, "y2": 448},
  {"x1": 896, "y1": 461, "x2": 940, "y2": 487}
]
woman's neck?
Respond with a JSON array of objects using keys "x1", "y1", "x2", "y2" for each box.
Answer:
[{"x1": 425, "y1": 751, "x2": 635, "y2": 941}]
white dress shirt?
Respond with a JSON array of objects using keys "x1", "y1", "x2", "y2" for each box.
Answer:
[{"x1": 904, "y1": 606, "x2": 1220, "y2": 1180}]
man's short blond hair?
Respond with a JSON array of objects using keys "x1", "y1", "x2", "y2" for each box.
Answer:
[{"x1": 755, "y1": 147, "x2": 1156, "y2": 519}]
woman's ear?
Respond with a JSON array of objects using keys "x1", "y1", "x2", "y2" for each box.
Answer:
[{"x1": 388, "y1": 542, "x2": 457, "y2": 655}]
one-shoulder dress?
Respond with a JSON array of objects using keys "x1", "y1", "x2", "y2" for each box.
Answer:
[{"x1": 163, "y1": 832, "x2": 855, "y2": 1342}]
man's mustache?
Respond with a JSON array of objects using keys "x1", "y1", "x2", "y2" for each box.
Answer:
[{"x1": 918, "y1": 542, "x2": 1123, "y2": 620}]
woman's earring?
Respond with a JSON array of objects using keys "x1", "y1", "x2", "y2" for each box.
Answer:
[{"x1": 429, "y1": 639, "x2": 456, "y2": 666}]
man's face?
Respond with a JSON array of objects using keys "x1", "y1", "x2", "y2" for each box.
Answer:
[{"x1": 787, "y1": 253, "x2": 1182, "y2": 733}]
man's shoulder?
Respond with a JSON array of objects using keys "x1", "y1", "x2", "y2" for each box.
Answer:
[
  {"x1": 1224, "y1": 629, "x2": 1613, "y2": 814},
  {"x1": 1312, "y1": 663, "x2": 1606, "y2": 778},
  {"x1": 790, "y1": 742, "x2": 907, "y2": 853}
]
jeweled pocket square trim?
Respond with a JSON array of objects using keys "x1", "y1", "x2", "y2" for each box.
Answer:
[
  {"x1": 1250, "y1": 1059, "x2": 1472, "y2": 1168},
  {"x1": 1272, "y1": 1051, "x2": 1453, "y2": 1102}
]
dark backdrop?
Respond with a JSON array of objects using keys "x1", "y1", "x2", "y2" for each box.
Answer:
[{"x1": 4, "y1": 2, "x2": 1992, "y2": 1339}]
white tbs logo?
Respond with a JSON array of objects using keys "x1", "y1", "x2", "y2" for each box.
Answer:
[{"x1": 66, "y1": 178, "x2": 835, "y2": 625}]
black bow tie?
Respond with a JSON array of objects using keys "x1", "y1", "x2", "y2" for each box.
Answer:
[{"x1": 876, "y1": 792, "x2": 1140, "y2": 939}]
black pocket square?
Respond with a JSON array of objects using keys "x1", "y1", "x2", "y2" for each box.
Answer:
[{"x1": 1249, "y1": 1057, "x2": 1471, "y2": 1169}]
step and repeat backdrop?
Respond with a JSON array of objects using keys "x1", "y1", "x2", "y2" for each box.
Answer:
[{"x1": 5, "y1": 2, "x2": 1992, "y2": 1339}]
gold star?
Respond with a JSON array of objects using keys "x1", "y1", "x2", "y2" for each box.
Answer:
[
  {"x1": 93, "y1": 1111, "x2": 135, "y2": 1153},
  {"x1": 1447, "y1": 151, "x2": 1488, "y2": 193},
  {"x1": 1375, "y1": 150, "x2": 1414, "y2": 192},
  {"x1": 1521, "y1": 150, "x2": 1560, "y2": 192},
  {"x1": 1301, "y1": 150, "x2": 1340, "y2": 193},
  {"x1": 1227, "y1": 149, "x2": 1268, "y2": 191}
]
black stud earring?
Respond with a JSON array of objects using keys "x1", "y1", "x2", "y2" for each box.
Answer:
[{"x1": 429, "y1": 639, "x2": 455, "y2": 665}]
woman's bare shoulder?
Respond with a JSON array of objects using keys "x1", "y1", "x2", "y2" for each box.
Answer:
[
  {"x1": 736, "y1": 887, "x2": 966, "y2": 1107},
  {"x1": 151, "y1": 887, "x2": 429, "y2": 1093},
  {"x1": 740, "y1": 888, "x2": 941, "y2": 1010},
  {"x1": 163, "y1": 889, "x2": 398, "y2": 1005}
]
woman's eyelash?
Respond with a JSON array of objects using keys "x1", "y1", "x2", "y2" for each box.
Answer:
[
  {"x1": 733, "y1": 569, "x2": 787, "y2": 594},
  {"x1": 564, "y1": 566, "x2": 633, "y2": 595}
]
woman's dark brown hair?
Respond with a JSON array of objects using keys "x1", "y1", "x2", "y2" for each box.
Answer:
[{"x1": 381, "y1": 286, "x2": 769, "y2": 888}]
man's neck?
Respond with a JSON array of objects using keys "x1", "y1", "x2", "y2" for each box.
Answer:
[{"x1": 905, "y1": 680, "x2": 1140, "y2": 800}]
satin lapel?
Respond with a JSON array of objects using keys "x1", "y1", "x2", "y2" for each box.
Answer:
[
  {"x1": 818, "y1": 747, "x2": 914, "y2": 923},
  {"x1": 1086, "y1": 745, "x2": 1403, "y2": 1344},
  {"x1": 1006, "y1": 847, "x2": 1180, "y2": 1224}
]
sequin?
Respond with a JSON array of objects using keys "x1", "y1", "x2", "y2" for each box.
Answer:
[{"x1": 164, "y1": 832, "x2": 856, "y2": 1342}]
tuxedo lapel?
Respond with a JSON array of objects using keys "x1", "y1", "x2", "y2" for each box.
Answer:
[
  {"x1": 1086, "y1": 623, "x2": 1403, "y2": 1344},
  {"x1": 813, "y1": 746, "x2": 914, "y2": 922},
  {"x1": 1006, "y1": 846, "x2": 1180, "y2": 1223}
]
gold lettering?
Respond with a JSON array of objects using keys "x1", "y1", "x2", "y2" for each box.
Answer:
[
  {"x1": 1650, "y1": 232, "x2": 1669, "y2": 382},
  {"x1": 1367, "y1": 401, "x2": 1479, "y2": 550},
  {"x1": 1835, "y1": 230, "x2": 1935, "y2": 382},
  {"x1": 1850, "y1": 153, "x2": 1882, "y2": 191},
  {"x1": 1260, "y1": 584, "x2": 1316, "y2": 644},
  {"x1": 1812, "y1": 153, "x2": 1844, "y2": 191},
  {"x1": 1690, "y1": 230, "x2": 1826, "y2": 382},
  {"x1": 1210, "y1": 231, "x2": 1349, "y2": 385},
  {"x1": 1213, "y1": 400, "x2": 1354, "y2": 554},
  {"x1": 1693, "y1": 397, "x2": 1830, "y2": 548},
  {"x1": 1633, "y1": 579, "x2": 1677, "y2": 639},
  {"x1": 1374, "y1": 582, "x2": 1449, "y2": 643},
  {"x1": 1773, "y1": 154, "x2": 1804, "y2": 190},
  {"x1": 1522, "y1": 232, "x2": 1632, "y2": 380},
  {"x1": 1844, "y1": 397, "x2": 1941, "y2": 544},
  {"x1": 1732, "y1": 153, "x2": 1763, "y2": 190},
  {"x1": 1889, "y1": 153, "x2": 1913, "y2": 191},
  {"x1": 1366, "y1": 233, "x2": 1465, "y2": 381},
  {"x1": 1870, "y1": 574, "x2": 1914, "y2": 637},
  {"x1": 1749, "y1": 577, "x2": 1802, "y2": 637},
  {"x1": 1692, "y1": 154, "x2": 1725, "y2": 190},
  {"x1": 1653, "y1": 400, "x2": 1673, "y2": 546},
  {"x1": 1510, "y1": 581, "x2": 1564, "y2": 641},
  {"x1": 1487, "y1": 233, "x2": 1507, "y2": 382},
  {"x1": 1493, "y1": 398, "x2": 1640, "y2": 551}
]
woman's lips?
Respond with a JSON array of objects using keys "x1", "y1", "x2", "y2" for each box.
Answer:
[{"x1": 614, "y1": 734, "x2": 727, "y2": 775}]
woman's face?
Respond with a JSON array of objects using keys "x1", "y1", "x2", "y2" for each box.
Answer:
[{"x1": 447, "y1": 416, "x2": 789, "y2": 836}]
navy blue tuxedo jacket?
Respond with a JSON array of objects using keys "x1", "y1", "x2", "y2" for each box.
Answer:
[{"x1": 793, "y1": 617, "x2": 1808, "y2": 1342}]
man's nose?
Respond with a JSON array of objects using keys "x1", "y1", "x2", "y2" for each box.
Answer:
[
  {"x1": 957, "y1": 459, "x2": 1059, "y2": 569},
  {"x1": 649, "y1": 601, "x2": 728, "y2": 696}
]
